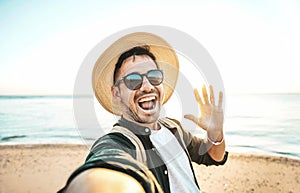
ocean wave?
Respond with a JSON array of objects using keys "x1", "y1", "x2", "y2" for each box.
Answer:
[
  {"x1": 1, "y1": 135, "x2": 27, "y2": 141},
  {"x1": 228, "y1": 115, "x2": 262, "y2": 119},
  {"x1": 270, "y1": 151, "x2": 300, "y2": 159}
]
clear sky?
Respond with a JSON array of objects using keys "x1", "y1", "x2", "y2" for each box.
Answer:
[{"x1": 0, "y1": 0, "x2": 299, "y2": 95}]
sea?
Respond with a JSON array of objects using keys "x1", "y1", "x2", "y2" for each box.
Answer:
[{"x1": 0, "y1": 94, "x2": 299, "y2": 160}]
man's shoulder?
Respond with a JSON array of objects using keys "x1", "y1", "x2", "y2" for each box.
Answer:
[
  {"x1": 159, "y1": 117, "x2": 182, "y2": 128},
  {"x1": 91, "y1": 131, "x2": 136, "y2": 149}
]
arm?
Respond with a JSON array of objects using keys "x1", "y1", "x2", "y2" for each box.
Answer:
[
  {"x1": 65, "y1": 168, "x2": 146, "y2": 193},
  {"x1": 58, "y1": 133, "x2": 162, "y2": 193},
  {"x1": 184, "y1": 85, "x2": 226, "y2": 162}
]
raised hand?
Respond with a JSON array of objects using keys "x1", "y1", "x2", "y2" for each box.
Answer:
[{"x1": 184, "y1": 85, "x2": 224, "y2": 141}]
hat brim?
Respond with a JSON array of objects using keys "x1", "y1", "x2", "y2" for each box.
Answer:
[{"x1": 92, "y1": 32, "x2": 179, "y2": 115}]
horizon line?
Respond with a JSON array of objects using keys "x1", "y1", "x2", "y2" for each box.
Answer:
[{"x1": 0, "y1": 92, "x2": 300, "y2": 96}]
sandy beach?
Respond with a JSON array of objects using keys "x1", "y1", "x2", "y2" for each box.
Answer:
[{"x1": 0, "y1": 144, "x2": 299, "y2": 193}]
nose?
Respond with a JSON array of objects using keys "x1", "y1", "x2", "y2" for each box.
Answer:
[{"x1": 139, "y1": 76, "x2": 154, "y2": 92}]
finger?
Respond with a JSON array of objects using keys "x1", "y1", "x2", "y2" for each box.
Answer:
[
  {"x1": 218, "y1": 91, "x2": 223, "y2": 109},
  {"x1": 194, "y1": 88, "x2": 203, "y2": 106},
  {"x1": 202, "y1": 85, "x2": 209, "y2": 104},
  {"x1": 184, "y1": 114, "x2": 206, "y2": 130},
  {"x1": 209, "y1": 85, "x2": 215, "y2": 105}
]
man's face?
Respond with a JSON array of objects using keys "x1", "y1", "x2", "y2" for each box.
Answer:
[{"x1": 113, "y1": 55, "x2": 164, "y2": 124}]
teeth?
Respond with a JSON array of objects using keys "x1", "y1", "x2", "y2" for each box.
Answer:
[{"x1": 138, "y1": 96, "x2": 155, "y2": 103}]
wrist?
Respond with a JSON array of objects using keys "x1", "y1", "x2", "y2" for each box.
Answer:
[{"x1": 206, "y1": 133, "x2": 224, "y2": 145}]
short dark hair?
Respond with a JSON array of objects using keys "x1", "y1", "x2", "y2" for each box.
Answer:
[{"x1": 113, "y1": 46, "x2": 157, "y2": 84}]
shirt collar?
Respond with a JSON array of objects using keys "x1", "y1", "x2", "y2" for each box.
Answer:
[{"x1": 114, "y1": 117, "x2": 152, "y2": 136}]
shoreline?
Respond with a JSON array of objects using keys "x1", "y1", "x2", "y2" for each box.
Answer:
[
  {"x1": 1, "y1": 144, "x2": 299, "y2": 193},
  {"x1": 1, "y1": 142, "x2": 299, "y2": 160}
]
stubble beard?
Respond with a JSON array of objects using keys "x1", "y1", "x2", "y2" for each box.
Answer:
[{"x1": 121, "y1": 98, "x2": 161, "y2": 124}]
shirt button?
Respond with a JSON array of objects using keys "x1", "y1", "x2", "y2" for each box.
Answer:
[
  {"x1": 145, "y1": 128, "x2": 150, "y2": 133},
  {"x1": 152, "y1": 148, "x2": 159, "y2": 155},
  {"x1": 164, "y1": 170, "x2": 168, "y2": 175}
]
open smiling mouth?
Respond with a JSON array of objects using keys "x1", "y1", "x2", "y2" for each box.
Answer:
[{"x1": 138, "y1": 96, "x2": 157, "y2": 111}]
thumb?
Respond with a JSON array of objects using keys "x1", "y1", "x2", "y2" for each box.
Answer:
[
  {"x1": 184, "y1": 114, "x2": 198, "y2": 123},
  {"x1": 184, "y1": 114, "x2": 207, "y2": 131}
]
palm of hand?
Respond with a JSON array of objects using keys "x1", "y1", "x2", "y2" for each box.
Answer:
[{"x1": 184, "y1": 85, "x2": 224, "y2": 137}]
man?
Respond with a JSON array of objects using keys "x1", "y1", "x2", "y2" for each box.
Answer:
[{"x1": 59, "y1": 32, "x2": 228, "y2": 193}]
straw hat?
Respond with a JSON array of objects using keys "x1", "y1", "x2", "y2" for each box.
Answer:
[{"x1": 92, "y1": 32, "x2": 179, "y2": 115}]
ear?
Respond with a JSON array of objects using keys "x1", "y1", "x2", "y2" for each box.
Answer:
[{"x1": 111, "y1": 86, "x2": 121, "y2": 101}]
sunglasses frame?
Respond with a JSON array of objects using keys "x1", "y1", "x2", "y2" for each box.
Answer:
[{"x1": 114, "y1": 69, "x2": 164, "y2": 90}]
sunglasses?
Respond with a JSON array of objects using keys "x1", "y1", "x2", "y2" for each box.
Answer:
[{"x1": 114, "y1": 69, "x2": 164, "y2": 90}]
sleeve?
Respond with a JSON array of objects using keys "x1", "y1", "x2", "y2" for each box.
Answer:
[
  {"x1": 166, "y1": 118, "x2": 228, "y2": 166},
  {"x1": 57, "y1": 133, "x2": 163, "y2": 193},
  {"x1": 183, "y1": 128, "x2": 228, "y2": 166}
]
